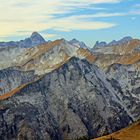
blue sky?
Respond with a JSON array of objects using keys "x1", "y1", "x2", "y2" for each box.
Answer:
[{"x1": 0, "y1": 0, "x2": 140, "y2": 47}]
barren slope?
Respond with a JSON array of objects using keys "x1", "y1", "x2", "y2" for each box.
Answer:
[{"x1": 93, "y1": 39, "x2": 140, "y2": 70}]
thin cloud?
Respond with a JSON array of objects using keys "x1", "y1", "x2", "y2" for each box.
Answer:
[
  {"x1": 0, "y1": 0, "x2": 122, "y2": 39},
  {"x1": 42, "y1": 33, "x2": 58, "y2": 39},
  {"x1": 129, "y1": 10, "x2": 140, "y2": 15},
  {"x1": 67, "y1": 12, "x2": 127, "y2": 19}
]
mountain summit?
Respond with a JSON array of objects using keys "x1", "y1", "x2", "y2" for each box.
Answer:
[
  {"x1": 69, "y1": 38, "x2": 88, "y2": 49},
  {"x1": 93, "y1": 36, "x2": 133, "y2": 48},
  {"x1": 0, "y1": 32, "x2": 46, "y2": 48},
  {"x1": 30, "y1": 32, "x2": 46, "y2": 46}
]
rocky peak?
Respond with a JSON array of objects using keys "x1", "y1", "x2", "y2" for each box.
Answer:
[
  {"x1": 120, "y1": 36, "x2": 133, "y2": 42},
  {"x1": 69, "y1": 38, "x2": 88, "y2": 49},
  {"x1": 108, "y1": 36, "x2": 133, "y2": 46},
  {"x1": 30, "y1": 32, "x2": 46, "y2": 45},
  {"x1": 70, "y1": 38, "x2": 79, "y2": 44},
  {"x1": 93, "y1": 36, "x2": 133, "y2": 49},
  {"x1": 94, "y1": 41, "x2": 107, "y2": 48},
  {"x1": 0, "y1": 32, "x2": 46, "y2": 48}
]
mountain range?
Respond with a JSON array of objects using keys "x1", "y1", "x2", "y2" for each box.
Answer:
[
  {"x1": 0, "y1": 32, "x2": 46, "y2": 48},
  {"x1": 0, "y1": 32, "x2": 140, "y2": 140}
]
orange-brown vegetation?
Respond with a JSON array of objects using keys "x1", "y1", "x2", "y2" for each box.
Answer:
[
  {"x1": 0, "y1": 76, "x2": 43, "y2": 101},
  {"x1": 117, "y1": 52, "x2": 140, "y2": 65},
  {"x1": 21, "y1": 39, "x2": 63, "y2": 67},
  {"x1": 111, "y1": 39, "x2": 140, "y2": 54},
  {"x1": 0, "y1": 84, "x2": 27, "y2": 100},
  {"x1": 77, "y1": 48, "x2": 96, "y2": 63},
  {"x1": 93, "y1": 121, "x2": 140, "y2": 140},
  {"x1": 94, "y1": 39, "x2": 140, "y2": 70}
]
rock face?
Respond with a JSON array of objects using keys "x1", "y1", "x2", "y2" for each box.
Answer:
[
  {"x1": 0, "y1": 68, "x2": 35, "y2": 95},
  {"x1": 0, "y1": 58, "x2": 132, "y2": 140},
  {"x1": 92, "y1": 37, "x2": 140, "y2": 121},
  {"x1": 107, "y1": 63, "x2": 140, "y2": 120}
]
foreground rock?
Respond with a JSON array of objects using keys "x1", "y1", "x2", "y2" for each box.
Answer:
[{"x1": 0, "y1": 58, "x2": 132, "y2": 140}]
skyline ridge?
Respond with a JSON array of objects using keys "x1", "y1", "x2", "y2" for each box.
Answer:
[
  {"x1": 0, "y1": 0, "x2": 139, "y2": 46},
  {"x1": 0, "y1": 31, "x2": 139, "y2": 48}
]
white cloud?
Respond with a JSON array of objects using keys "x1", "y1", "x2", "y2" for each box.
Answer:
[
  {"x1": 46, "y1": 18, "x2": 116, "y2": 31},
  {"x1": 67, "y1": 12, "x2": 126, "y2": 19},
  {"x1": 0, "y1": 0, "x2": 121, "y2": 39},
  {"x1": 79, "y1": 0, "x2": 121, "y2": 4}
]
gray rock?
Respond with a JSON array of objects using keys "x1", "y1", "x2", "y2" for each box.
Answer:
[
  {"x1": 107, "y1": 63, "x2": 140, "y2": 120},
  {"x1": 0, "y1": 57, "x2": 132, "y2": 140},
  {"x1": 93, "y1": 41, "x2": 107, "y2": 48},
  {"x1": 0, "y1": 68, "x2": 35, "y2": 95},
  {"x1": 93, "y1": 36, "x2": 133, "y2": 49},
  {"x1": 69, "y1": 39, "x2": 88, "y2": 49}
]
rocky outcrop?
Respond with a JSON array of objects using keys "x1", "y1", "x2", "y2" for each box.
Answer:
[
  {"x1": 107, "y1": 63, "x2": 140, "y2": 120},
  {"x1": 0, "y1": 57, "x2": 132, "y2": 140},
  {"x1": 0, "y1": 68, "x2": 35, "y2": 95},
  {"x1": 92, "y1": 37, "x2": 140, "y2": 121}
]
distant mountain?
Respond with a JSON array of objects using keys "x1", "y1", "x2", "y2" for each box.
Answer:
[
  {"x1": 0, "y1": 32, "x2": 46, "y2": 48},
  {"x1": 94, "y1": 41, "x2": 107, "y2": 48},
  {"x1": 93, "y1": 36, "x2": 133, "y2": 48},
  {"x1": 108, "y1": 36, "x2": 132, "y2": 46},
  {"x1": 69, "y1": 38, "x2": 88, "y2": 49},
  {"x1": 92, "y1": 38, "x2": 140, "y2": 69},
  {"x1": 28, "y1": 32, "x2": 46, "y2": 47}
]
